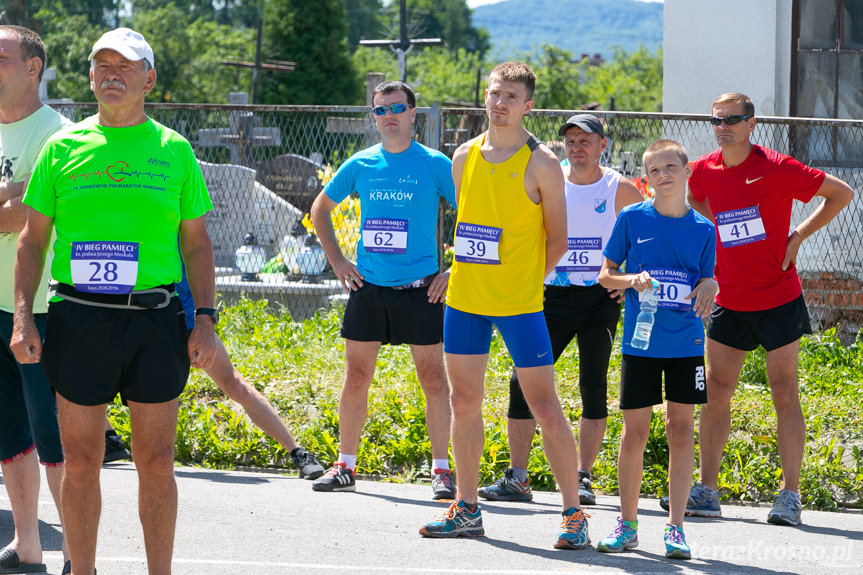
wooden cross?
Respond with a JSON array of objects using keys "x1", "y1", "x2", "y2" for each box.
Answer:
[
  {"x1": 221, "y1": 18, "x2": 295, "y2": 105},
  {"x1": 358, "y1": 0, "x2": 444, "y2": 83}
]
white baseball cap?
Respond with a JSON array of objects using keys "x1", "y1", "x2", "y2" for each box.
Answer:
[{"x1": 88, "y1": 28, "x2": 154, "y2": 68}]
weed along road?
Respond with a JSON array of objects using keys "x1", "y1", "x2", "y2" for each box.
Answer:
[{"x1": 2, "y1": 463, "x2": 860, "y2": 574}]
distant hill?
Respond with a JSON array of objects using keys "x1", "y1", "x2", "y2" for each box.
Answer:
[{"x1": 472, "y1": 0, "x2": 663, "y2": 59}]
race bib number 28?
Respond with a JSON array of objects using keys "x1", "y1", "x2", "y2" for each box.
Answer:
[
  {"x1": 70, "y1": 241, "x2": 139, "y2": 294},
  {"x1": 454, "y1": 222, "x2": 502, "y2": 264}
]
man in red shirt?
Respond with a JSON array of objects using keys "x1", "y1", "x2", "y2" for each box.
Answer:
[{"x1": 678, "y1": 93, "x2": 853, "y2": 526}]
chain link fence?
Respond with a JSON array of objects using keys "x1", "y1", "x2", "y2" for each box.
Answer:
[{"x1": 52, "y1": 103, "x2": 863, "y2": 335}]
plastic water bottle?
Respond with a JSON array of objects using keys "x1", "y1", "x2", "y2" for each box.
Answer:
[{"x1": 631, "y1": 279, "x2": 660, "y2": 350}]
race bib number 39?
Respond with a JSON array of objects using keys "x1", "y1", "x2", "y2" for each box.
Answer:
[
  {"x1": 716, "y1": 206, "x2": 766, "y2": 247},
  {"x1": 70, "y1": 241, "x2": 139, "y2": 294},
  {"x1": 362, "y1": 218, "x2": 408, "y2": 254},
  {"x1": 556, "y1": 237, "x2": 602, "y2": 273},
  {"x1": 454, "y1": 223, "x2": 502, "y2": 265}
]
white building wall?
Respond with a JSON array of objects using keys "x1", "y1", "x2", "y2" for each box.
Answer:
[{"x1": 663, "y1": 0, "x2": 793, "y2": 117}]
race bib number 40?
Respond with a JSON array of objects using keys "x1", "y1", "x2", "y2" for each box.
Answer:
[
  {"x1": 362, "y1": 218, "x2": 408, "y2": 254},
  {"x1": 556, "y1": 237, "x2": 602, "y2": 273},
  {"x1": 716, "y1": 206, "x2": 766, "y2": 247},
  {"x1": 644, "y1": 267, "x2": 693, "y2": 311},
  {"x1": 454, "y1": 223, "x2": 502, "y2": 264},
  {"x1": 71, "y1": 241, "x2": 139, "y2": 294}
]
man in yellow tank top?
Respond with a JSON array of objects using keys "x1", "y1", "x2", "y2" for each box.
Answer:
[{"x1": 419, "y1": 62, "x2": 591, "y2": 549}]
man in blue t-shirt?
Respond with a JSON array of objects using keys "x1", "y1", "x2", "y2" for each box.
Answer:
[{"x1": 309, "y1": 81, "x2": 456, "y2": 498}]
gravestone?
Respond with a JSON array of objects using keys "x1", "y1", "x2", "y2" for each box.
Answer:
[
  {"x1": 200, "y1": 161, "x2": 302, "y2": 267},
  {"x1": 256, "y1": 154, "x2": 326, "y2": 215}
]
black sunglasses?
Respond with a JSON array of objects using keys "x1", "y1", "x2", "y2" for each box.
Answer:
[
  {"x1": 709, "y1": 115, "x2": 752, "y2": 126},
  {"x1": 372, "y1": 103, "x2": 414, "y2": 116}
]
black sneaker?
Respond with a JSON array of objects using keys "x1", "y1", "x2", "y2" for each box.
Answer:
[
  {"x1": 578, "y1": 470, "x2": 596, "y2": 506},
  {"x1": 311, "y1": 462, "x2": 356, "y2": 492},
  {"x1": 431, "y1": 468, "x2": 456, "y2": 500},
  {"x1": 103, "y1": 431, "x2": 130, "y2": 463},
  {"x1": 290, "y1": 447, "x2": 325, "y2": 480}
]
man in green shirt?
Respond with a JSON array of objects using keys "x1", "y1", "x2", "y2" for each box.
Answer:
[{"x1": 11, "y1": 28, "x2": 216, "y2": 575}]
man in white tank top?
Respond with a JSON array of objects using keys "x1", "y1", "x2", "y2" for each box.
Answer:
[{"x1": 479, "y1": 114, "x2": 643, "y2": 505}]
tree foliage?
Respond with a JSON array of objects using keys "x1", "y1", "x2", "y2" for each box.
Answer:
[
  {"x1": 525, "y1": 44, "x2": 662, "y2": 112},
  {"x1": 369, "y1": 0, "x2": 489, "y2": 56},
  {"x1": 260, "y1": 0, "x2": 359, "y2": 105},
  {"x1": 131, "y1": 4, "x2": 254, "y2": 103},
  {"x1": 27, "y1": 0, "x2": 661, "y2": 109}
]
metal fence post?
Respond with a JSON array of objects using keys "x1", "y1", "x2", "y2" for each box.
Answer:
[{"x1": 425, "y1": 103, "x2": 442, "y2": 151}]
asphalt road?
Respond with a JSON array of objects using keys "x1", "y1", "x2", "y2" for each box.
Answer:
[{"x1": 1, "y1": 463, "x2": 861, "y2": 574}]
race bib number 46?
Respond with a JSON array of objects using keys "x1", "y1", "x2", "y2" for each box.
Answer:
[
  {"x1": 556, "y1": 237, "x2": 602, "y2": 273},
  {"x1": 362, "y1": 218, "x2": 408, "y2": 254},
  {"x1": 71, "y1": 241, "x2": 139, "y2": 294},
  {"x1": 716, "y1": 206, "x2": 766, "y2": 247},
  {"x1": 454, "y1": 223, "x2": 502, "y2": 264}
]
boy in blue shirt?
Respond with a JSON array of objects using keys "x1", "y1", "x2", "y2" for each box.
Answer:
[{"x1": 597, "y1": 140, "x2": 717, "y2": 559}]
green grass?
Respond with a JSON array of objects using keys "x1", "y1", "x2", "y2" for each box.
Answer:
[{"x1": 110, "y1": 298, "x2": 863, "y2": 511}]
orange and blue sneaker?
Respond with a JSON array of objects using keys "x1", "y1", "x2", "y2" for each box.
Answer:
[
  {"x1": 554, "y1": 507, "x2": 590, "y2": 550},
  {"x1": 664, "y1": 523, "x2": 691, "y2": 559},
  {"x1": 420, "y1": 499, "x2": 484, "y2": 538},
  {"x1": 597, "y1": 516, "x2": 638, "y2": 553}
]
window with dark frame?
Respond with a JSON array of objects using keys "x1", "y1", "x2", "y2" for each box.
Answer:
[{"x1": 791, "y1": 0, "x2": 863, "y2": 165}]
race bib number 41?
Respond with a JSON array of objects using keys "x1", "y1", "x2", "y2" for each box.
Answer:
[
  {"x1": 70, "y1": 241, "x2": 139, "y2": 294},
  {"x1": 716, "y1": 206, "x2": 766, "y2": 247},
  {"x1": 454, "y1": 223, "x2": 502, "y2": 264},
  {"x1": 362, "y1": 218, "x2": 408, "y2": 254}
]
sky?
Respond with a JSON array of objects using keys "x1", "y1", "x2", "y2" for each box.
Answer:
[{"x1": 467, "y1": 0, "x2": 662, "y2": 6}]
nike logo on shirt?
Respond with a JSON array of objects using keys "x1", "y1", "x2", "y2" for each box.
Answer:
[
  {"x1": 746, "y1": 177, "x2": 763, "y2": 184},
  {"x1": 636, "y1": 237, "x2": 654, "y2": 244}
]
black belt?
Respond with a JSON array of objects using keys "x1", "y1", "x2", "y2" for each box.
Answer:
[
  {"x1": 53, "y1": 283, "x2": 175, "y2": 310},
  {"x1": 391, "y1": 274, "x2": 436, "y2": 290}
]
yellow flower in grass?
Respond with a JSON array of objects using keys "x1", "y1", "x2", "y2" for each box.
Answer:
[{"x1": 299, "y1": 195, "x2": 360, "y2": 261}]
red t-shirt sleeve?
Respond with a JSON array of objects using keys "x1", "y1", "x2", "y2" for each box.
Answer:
[{"x1": 774, "y1": 153, "x2": 826, "y2": 203}]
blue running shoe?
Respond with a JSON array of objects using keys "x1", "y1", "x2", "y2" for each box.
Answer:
[
  {"x1": 419, "y1": 499, "x2": 484, "y2": 538},
  {"x1": 597, "y1": 516, "x2": 638, "y2": 553},
  {"x1": 660, "y1": 481, "x2": 721, "y2": 517},
  {"x1": 767, "y1": 489, "x2": 802, "y2": 526},
  {"x1": 554, "y1": 507, "x2": 590, "y2": 550},
  {"x1": 478, "y1": 468, "x2": 532, "y2": 502},
  {"x1": 664, "y1": 523, "x2": 691, "y2": 559}
]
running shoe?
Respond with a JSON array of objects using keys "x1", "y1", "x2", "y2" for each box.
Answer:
[
  {"x1": 578, "y1": 470, "x2": 596, "y2": 505},
  {"x1": 478, "y1": 468, "x2": 532, "y2": 502},
  {"x1": 311, "y1": 461, "x2": 356, "y2": 492},
  {"x1": 554, "y1": 507, "x2": 590, "y2": 550},
  {"x1": 597, "y1": 516, "x2": 638, "y2": 553},
  {"x1": 290, "y1": 447, "x2": 325, "y2": 480},
  {"x1": 431, "y1": 468, "x2": 456, "y2": 500},
  {"x1": 419, "y1": 499, "x2": 484, "y2": 538},
  {"x1": 659, "y1": 481, "x2": 721, "y2": 517},
  {"x1": 103, "y1": 431, "x2": 130, "y2": 463},
  {"x1": 664, "y1": 523, "x2": 691, "y2": 559},
  {"x1": 767, "y1": 489, "x2": 802, "y2": 526}
]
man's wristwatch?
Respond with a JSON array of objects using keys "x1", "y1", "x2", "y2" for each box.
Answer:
[{"x1": 195, "y1": 307, "x2": 219, "y2": 324}]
